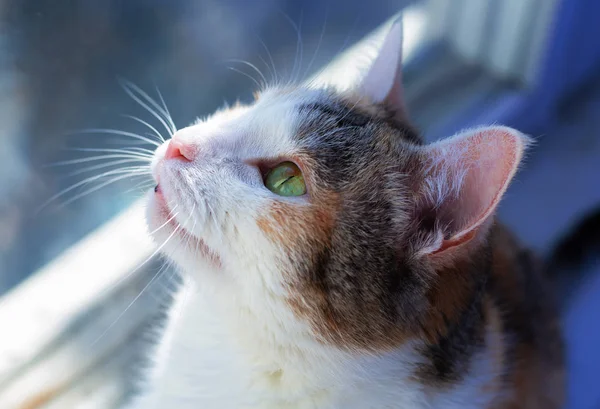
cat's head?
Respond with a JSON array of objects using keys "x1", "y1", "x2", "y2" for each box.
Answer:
[{"x1": 147, "y1": 19, "x2": 528, "y2": 351}]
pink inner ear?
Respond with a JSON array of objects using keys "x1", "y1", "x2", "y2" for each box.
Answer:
[{"x1": 424, "y1": 127, "x2": 528, "y2": 251}]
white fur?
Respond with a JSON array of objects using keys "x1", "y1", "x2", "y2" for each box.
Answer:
[
  {"x1": 124, "y1": 88, "x2": 505, "y2": 409},
  {"x1": 127, "y1": 276, "x2": 505, "y2": 409}
]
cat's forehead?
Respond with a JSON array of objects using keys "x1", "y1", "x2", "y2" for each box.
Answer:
[
  {"x1": 182, "y1": 87, "x2": 328, "y2": 159},
  {"x1": 246, "y1": 87, "x2": 349, "y2": 147},
  {"x1": 184, "y1": 86, "x2": 418, "y2": 167}
]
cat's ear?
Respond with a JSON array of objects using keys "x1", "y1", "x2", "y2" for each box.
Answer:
[
  {"x1": 416, "y1": 126, "x2": 530, "y2": 256},
  {"x1": 358, "y1": 17, "x2": 407, "y2": 120}
]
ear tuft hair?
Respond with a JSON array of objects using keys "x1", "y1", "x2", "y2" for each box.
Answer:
[{"x1": 416, "y1": 126, "x2": 530, "y2": 255}]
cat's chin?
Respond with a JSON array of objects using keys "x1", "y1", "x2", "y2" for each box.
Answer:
[{"x1": 146, "y1": 189, "x2": 222, "y2": 270}]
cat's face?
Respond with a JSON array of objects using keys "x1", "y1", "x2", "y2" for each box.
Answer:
[
  {"x1": 147, "y1": 84, "x2": 423, "y2": 344},
  {"x1": 146, "y1": 19, "x2": 528, "y2": 351},
  {"x1": 147, "y1": 87, "x2": 372, "y2": 286}
]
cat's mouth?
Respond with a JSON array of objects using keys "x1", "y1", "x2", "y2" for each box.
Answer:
[{"x1": 153, "y1": 184, "x2": 222, "y2": 268}]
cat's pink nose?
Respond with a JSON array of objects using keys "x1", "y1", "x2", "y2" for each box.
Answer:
[{"x1": 164, "y1": 139, "x2": 194, "y2": 162}]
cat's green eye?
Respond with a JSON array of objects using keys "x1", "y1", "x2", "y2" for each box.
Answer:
[{"x1": 264, "y1": 162, "x2": 306, "y2": 197}]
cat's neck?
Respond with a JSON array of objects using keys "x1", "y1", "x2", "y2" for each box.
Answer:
[
  {"x1": 145, "y1": 275, "x2": 501, "y2": 409},
  {"x1": 155, "y1": 278, "x2": 374, "y2": 406},
  {"x1": 185, "y1": 275, "x2": 337, "y2": 369}
]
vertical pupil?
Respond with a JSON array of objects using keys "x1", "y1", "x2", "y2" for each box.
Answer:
[{"x1": 265, "y1": 162, "x2": 305, "y2": 196}]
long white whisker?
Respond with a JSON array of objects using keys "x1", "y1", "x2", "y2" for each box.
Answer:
[
  {"x1": 119, "y1": 79, "x2": 176, "y2": 136},
  {"x1": 82, "y1": 205, "x2": 179, "y2": 316},
  {"x1": 37, "y1": 168, "x2": 149, "y2": 212},
  {"x1": 121, "y1": 85, "x2": 173, "y2": 136},
  {"x1": 144, "y1": 132, "x2": 162, "y2": 142},
  {"x1": 256, "y1": 34, "x2": 278, "y2": 85},
  {"x1": 155, "y1": 86, "x2": 177, "y2": 135},
  {"x1": 90, "y1": 261, "x2": 170, "y2": 347},
  {"x1": 104, "y1": 137, "x2": 154, "y2": 147},
  {"x1": 125, "y1": 146, "x2": 156, "y2": 155},
  {"x1": 225, "y1": 59, "x2": 267, "y2": 89},
  {"x1": 69, "y1": 128, "x2": 161, "y2": 147},
  {"x1": 121, "y1": 114, "x2": 165, "y2": 142},
  {"x1": 58, "y1": 172, "x2": 148, "y2": 208},
  {"x1": 90, "y1": 202, "x2": 199, "y2": 346},
  {"x1": 148, "y1": 208, "x2": 180, "y2": 236},
  {"x1": 82, "y1": 208, "x2": 182, "y2": 324},
  {"x1": 47, "y1": 154, "x2": 151, "y2": 167},
  {"x1": 66, "y1": 160, "x2": 150, "y2": 177},
  {"x1": 227, "y1": 66, "x2": 262, "y2": 90},
  {"x1": 65, "y1": 148, "x2": 152, "y2": 159},
  {"x1": 122, "y1": 180, "x2": 156, "y2": 195},
  {"x1": 257, "y1": 54, "x2": 274, "y2": 86},
  {"x1": 66, "y1": 147, "x2": 154, "y2": 154},
  {"x1": 121, "y1": 80, "x2": 174, "y2": 122}
]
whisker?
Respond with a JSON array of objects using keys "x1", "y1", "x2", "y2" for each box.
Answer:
[
  {"x1": 65, "y1": 146, "x2": 153, "y2": 156},
  {"x1": 121, "y1": 180, "x2": 156, "y2": 195},
  {"x1": 66, "y1": 159, "x2": 150, "y2": 177},
  {"x1": 65, "y1": 148, "x2": 153, "y2": 158},
  {"x1": 121, "y1": 79, "x2": 174, "y2": 122},
  {"x1": 148, "y1": 206, "x2": 180, "y2": 236},
  {"x1": 227, "y1": 66, "x2": 262, "y2": 90},
  {"x1": 90, "y1": 202, "x2": 199, "y2": 346},
  {"x1": 57, "y1": 171, "x2": 148, "y2": 208},
  {"x1": 225, "y1": 59, "x2": 267, "y2": 89},
  {"x1": 47, "y1": 154, "x2": 151, "y2": 167},
  {"x1": 68, "y1": 128, "x2": 161, "y2": 147},
  {"x1": 37, "y1": 167, "x2": 149, "y2": 212},
  {"x1": 144, "y1": 132, "x2": 161, "y2": 142},
  {"x1": 155, "y1": 86, "x2": 177, "y2": 135},
  {"x1": 121, "y1": 114, "x2": 165, "y2": 143},
  {"x1": 255, "y1": 34, "x2": 278, "y2": 85},
  {"x1": 257, "y1": 54, "x2": 274, "y2": 86},
  {"x1": 62, "y1": 216, "x2": 188, "y2": 349},
  {"x1": 103, "y1": 137, "x2": 154, "y2": 147},
  {"x1": 119, "y1": 79, "x2": 176, "y2": 136},
  {"x1": 126, "y1": 146, "x2": 157, "y2": 155},
  {"x1": 90, "y1": 261, "x2": 170, "y2": 347}
]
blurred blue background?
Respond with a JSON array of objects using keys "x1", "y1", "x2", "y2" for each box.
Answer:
[
  {"x1": 0, "y1": 0, "x2": 599, "y2": 408},
  {"x1": 0, "y1": 0, "x2": 409, "y2": 292}
]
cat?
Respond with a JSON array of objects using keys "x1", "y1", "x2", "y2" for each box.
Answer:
[{"x1": 125, "y1": 18, "x2": 565, "y2": 409}]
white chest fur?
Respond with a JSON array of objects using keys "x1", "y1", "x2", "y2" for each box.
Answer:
[{"x1": 125, "y1": 281, "x2": 502, "y2": 409}]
